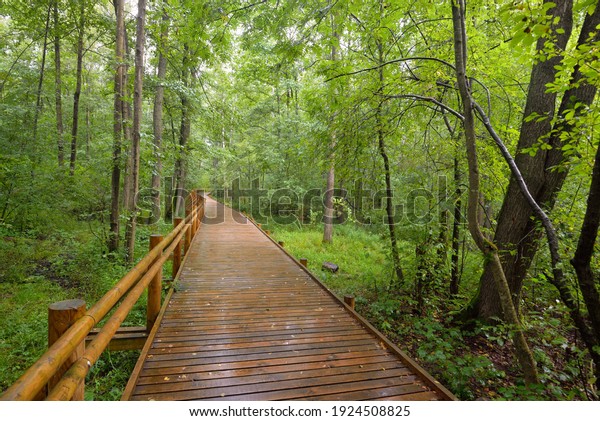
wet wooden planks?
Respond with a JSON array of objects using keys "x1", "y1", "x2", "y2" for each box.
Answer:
[{"x1": 122, "y1": 198, "x2": 456, "y2": 401}]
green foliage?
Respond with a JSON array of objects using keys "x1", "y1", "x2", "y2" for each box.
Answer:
[{"x1": 85, "y1": 351, "x2": 140, "y2": 401}]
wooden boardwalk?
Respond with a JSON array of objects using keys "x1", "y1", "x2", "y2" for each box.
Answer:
[{"x1": 122, "y1": 198, "x2": 456, "y2": 401}]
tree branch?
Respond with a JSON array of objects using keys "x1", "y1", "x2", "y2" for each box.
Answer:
[
  {"x1": 383, "y1": 93, "x2": 464, "y2": 121},
  {"x1": 325, "y1": 56, "x2": 456, "y2": 82}
]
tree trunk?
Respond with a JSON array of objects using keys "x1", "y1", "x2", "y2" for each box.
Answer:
[
  {"x1": 323, "y1": 163, "x2": 335, "y2": 243},
  {"x1": 53, "y1": 0, "x2": 64, "y2": 167},
  {"x1": 108, "y1": 0, "x2": 125, "y2": 253},
  {"x1": 571, "y1": 140, "x2": 600, "y2": 389},
  {"x1": 69, "y1": 0, "x2": 85, "y2": 176},
  {"x1": 150, "y1": 6, "x2": 169, "y2": 223},
  {"x1": 376, "y1": 62, "x2": 403, "y2": 283},
  {"x1": 85, "y1": 80, "x2": 91, "y2": 160},
  {"x1": 32, "y1": 4, "x2": 51, "y2": 147},
  {"x1": 450, "y1": 155, "x2": 462, "y2": 296},
  {"x1": 122, "y1": 31, "x2": 134, "y2": 211},
  {"x1": 323, "y1": 8, "x2": 337, "y2": 245},
  {"x1": 470, "y1": 0, "x2": 600, "y2": 320},
  {"x1": 124, "y1": 0, "x2": 147, "y2": 263},
  {"x1": 173, "y1": 45, "x2": 191, "y2": 218},
  {"x1": 435, "y1": 174, "x2": 449, "y2": 274},
  {"x1": 451, "y1": 0, "x2": 539, "y2": 384}
]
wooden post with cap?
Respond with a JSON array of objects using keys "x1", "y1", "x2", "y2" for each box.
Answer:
[{"x1": 47, "y1": 299, "x2": 86, "y2": 400}]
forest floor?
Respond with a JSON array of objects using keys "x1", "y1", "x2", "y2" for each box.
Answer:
[{"x1": 0, "y1": 221, "x2": 172, "y2": 400}]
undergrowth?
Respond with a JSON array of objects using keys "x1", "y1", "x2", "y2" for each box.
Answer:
[{"x1": 0, "y1": 219, "x2": 172, "y2": 399}]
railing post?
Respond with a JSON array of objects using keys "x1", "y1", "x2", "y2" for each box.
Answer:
[
  {"x1": 184, "y1": 224, "x2": 192, "y2": 255},
  {"x1": 344, "y1": 295, "x2": 356, "y2": 310},
  {"x1": 173, "y1": 217, "x2": 183, "y2": 279},
  {"x1": 278, "y1": 241, "x2": 285, "y2": 247},
  {"x1": 47, "y1": 299, "x2": 86, "y2": 400},
  {"x1": 195, "y1": 193, "x2": 202, "y2": 232},
  {"x1": 147, "y1": 235, "x2": 163, "y2": 333},
  {"x1": 299, "y1": 258, "x2": 308, "y2": 267},
  {"x1": 185, "y1": 200, "x2": 195, "y2": 237}
]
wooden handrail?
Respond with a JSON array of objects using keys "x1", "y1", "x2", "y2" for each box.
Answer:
[
  {"x1": 0, "y1": 193, "x2": 205, "y2": 401},
  {"x1": 46, "y1": 228, "x2": 187, "y2": 401}
]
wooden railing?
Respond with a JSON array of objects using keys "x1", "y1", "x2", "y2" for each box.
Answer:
[{"x1": 0, "y1": 191, "x2": 205, "y2": 401}]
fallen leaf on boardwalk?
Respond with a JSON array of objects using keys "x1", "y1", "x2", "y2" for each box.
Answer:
[
  {"x1": 220, "y1": 393, "x2": 226, "y2": 397},
  {"x1": 164, "y1": 377, "x2": 170, "y2": 381}
]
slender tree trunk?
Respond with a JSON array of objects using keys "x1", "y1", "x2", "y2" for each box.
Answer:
[
  {"x1": 173, "y1": 45, "x2": 190, "y2": 218},
  {"x1": 376, "y1": 46, "x2": 404, "y2": 283},
  {"x1": 323, "y1": 9, "x2": 337, "y2": 245},
  {"x1": 53, "y1": 0, "x2": 64, "y2": 167},
  {"x1": 108, "y1": 0, "x2": 125, "y2": 253},
  {"x1": 323, "y1": 162, "x2": 335, "y2": 243},
  {"x1": 451, "y1": 0, "x2": 539, "y2": 384},
  {"x1": 122, "y1": 31, "x2": 134, "y2": 211},
  {"x1": 32, "y1": 4, "x2": 51, "y2": 146},
  {"x1": 69, "y1": 0, "x2": 85, "y2": 176},
  {"x1": 150, "y1": 6, "x2": 169, "y2": 223},
  {"x1": 436, "y1": 174, "x2": 449, "y2": 272},
  {"x1": 85, "y1": 79, "x2": 91, "y2": 160},
  {"x1": 450, "y1": 155, "x2": 462, "y2": 296},
  {"x1": 125, "y1": 0, "x2": 147, "y2": 263}
]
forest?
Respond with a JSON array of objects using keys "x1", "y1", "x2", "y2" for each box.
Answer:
[{"x1": 1, "y1": 0, "x2": 600, "y2": 401}]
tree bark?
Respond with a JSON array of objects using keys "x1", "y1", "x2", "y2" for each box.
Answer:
[
  {"x1": 53, "y1": 0, "x2": 64, "y2": 167},
  {"x1": 323, "y1": 163, "x2": 335, "y2": 243},
  {"x1": 69, "y1": 0, "x2": 85, "y2": 176},
  {"x1": 122, "y1": 30, "x2": 134, "y2": 211},
  {"x1": 323, "y1": 6, "x2": 337, "y2": 245},
  {"x1": 108, "y1": 0, "x2": 125, "y2": 253},
  {"x1": 125, "y1": 0, "x2": 147, "y2": 263},
  {"x1": 32, "y1": 3, "x2": 51, "y2": 147},
  {"x1": 571, "y1": 140, "x2": 600, "y2": 389},
  {"x1": 451, "y1": 0, "x2": 539, "y2": 384},
  {"x1": 450, "y1": 155, "x2": 462, "y2": 296},
  {"x1": 375, "y1": 31, "x2": 404, "y2": 284},
  {"x1": 150, "y1": 6, "x2": 169, "y2": 223},
  {"x1": 471, "y1": 0, "x2": 600, "y2": 320},
  {"x1": 173, "y1": 45, "x2": 191, "y2": 218}
]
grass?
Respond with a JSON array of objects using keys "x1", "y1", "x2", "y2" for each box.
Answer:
[
  {"x1": 271, "y1": 223, "x2": 393, "y2": 297},
  {"x1": 0, "y1": 218, "x2": 175, "y2": 399}
]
